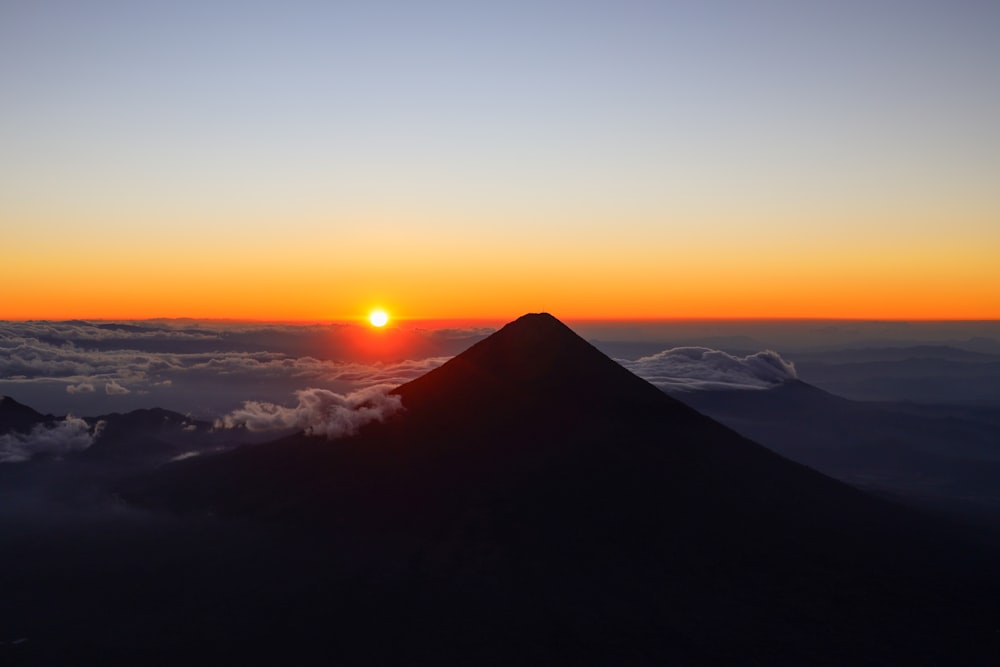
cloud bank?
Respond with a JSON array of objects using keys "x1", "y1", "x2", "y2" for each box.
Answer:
[
  {"x1": 0, "y1": 320, "x2": 486, "y2": 416},
  {"x1": 216, "y1": 385, "x2": 403, "y2": 439},
  {"x1": 0, "y1": 417, "x2": 104, "y2": 463},
  {"x1": 619, "y1": 347, "x2": 797, "y2": 392}
]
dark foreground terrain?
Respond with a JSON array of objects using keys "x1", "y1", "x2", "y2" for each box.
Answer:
[{"x1": 2, "y1": 314, "x2": 999, "y2": 665}]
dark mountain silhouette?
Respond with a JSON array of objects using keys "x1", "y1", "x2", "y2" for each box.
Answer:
[
  {"x1": 676, "y1": 379, "x2": 1000, "y2": 529},
  {"x1": 132, "y1": 314, "x2": 891, "y2": 529},
  {"x1": 794, "y1": 355, "x2": 1000, "y2": 402},
  {"x1": 795, "y1": 345, "x2": 1000, "y2": 364},
  {"x1": 81, "y1": 408, "x2": 215, "y2": 464},
  {"x1": 0, "y1": 395, "x2": 52, "y2": 435},
  {"x1": 0, "y1": 398, "x2": 222, "y2": 465},
  {"x1": 4, "y1": 315, "x2": 999, "y2": 665}
]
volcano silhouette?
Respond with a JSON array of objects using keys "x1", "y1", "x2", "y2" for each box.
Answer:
[
  {"x1": 137, "y1": 313, "x2": 877, "y2": 525},
  {"x1": 119, "y1": 313, "x2": 997, "y2": 664}
]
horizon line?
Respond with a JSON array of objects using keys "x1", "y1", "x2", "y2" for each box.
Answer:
[{"x1": 3, "y1": 315, "x2": 1000, "y2": 325}]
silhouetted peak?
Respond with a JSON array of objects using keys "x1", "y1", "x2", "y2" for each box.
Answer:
[
  {"x1": 394, "y1": 312, "x2": 673, "y2": 413},
  {"x1": 0, "y1": 395, "x2": 49, "y2": 435},
  {"x1": 465, "y1": 312, "x2": 577, "y2": 350},
  {"x1": 450, "y1": 311, "x2": 602, "y2": 364},
  {"x1": 503, "y1": 311, "x2": 565, "y2": 333},
  {"x1": 1, "y1": 395, "x2": 41, "y2": 415}
]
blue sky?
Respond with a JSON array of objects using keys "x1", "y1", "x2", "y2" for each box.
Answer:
[{"x1": 2, "y1": 0, "x2": 998, "y2": 319}]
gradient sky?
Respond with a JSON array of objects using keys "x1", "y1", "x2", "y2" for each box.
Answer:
[{"x1": 2, "y1": 0, "x2": 998, "y2": 320}]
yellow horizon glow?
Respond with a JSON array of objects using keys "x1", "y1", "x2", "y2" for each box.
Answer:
[
  {"x1": 2, "y1": 263, "x2": 998, "y2": 321},
  {"x1": 2, "y1": 208, "x2": 997, "y2": 322}
]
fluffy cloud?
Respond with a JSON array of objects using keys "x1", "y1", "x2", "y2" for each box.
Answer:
[
  {"x1": 66, "y1": 382, "x2": 95, "y2": 394},
  {"x1": 333, "y1": 357, "x2": 451, "y2": 387},
  {"x1": 0, "y1": 417, "x2": 104, "y2": 463},
  {"x1": 104, "y1": 380, "x2": 131, "y2": 395},
  {"x1": 619, "y1": 347, "x2": 797, "y2": 392},
  {"x1": 216, "y1": 385, "x2": 403, "y2": 439}
]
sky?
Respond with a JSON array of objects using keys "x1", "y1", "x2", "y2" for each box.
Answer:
[{"x1": 2, "y1": 0, "x2": 998, "y2": 321}]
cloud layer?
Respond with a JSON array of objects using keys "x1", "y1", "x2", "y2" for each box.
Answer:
[
  {"x1": 0, "y1": 320, "x2": 487, "y2": 416},
  {"x1": 216, "y1": 385, "x2": 403, "y2": 439},
  {"x1": 620, "y1": 347, "x2": 797, "y2": 392},
  {"x1": 2, "y1": 319, "x2": 801, "y2": 423},
  {"x1": 0, "y1": 417, "x2": 104, "y2": 463}
]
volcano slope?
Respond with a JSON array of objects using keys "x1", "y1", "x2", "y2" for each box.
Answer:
[{"x1": 17, "y1": 313, "x2": 999, "y2": 665}]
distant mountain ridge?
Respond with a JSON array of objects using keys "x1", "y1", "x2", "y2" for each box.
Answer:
[
  {"x1": 0, "y1": 396, "x2": 239, "y2": 466},
  {"x1": 794, "y1": 344, "x2": 1000, "y2": 363},
  {"x1": 0, "y1": 395, "x2": 53, "y2": 435},
  {"x1": 676, "y1": 378, "x2": 1000, "y2": 528}
]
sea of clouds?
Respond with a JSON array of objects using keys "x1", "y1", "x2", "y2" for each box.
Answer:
[
  {"x1": 0, "y1": 320, "x2": 494, "y2": 462},
  {"x1": 618, "y1": 347, "x2": 797, "y2": 391},
  {"x1": 1, "y1": 320, "x2": 800, "y2": 463},
  {"x1": 0, "y1": 320, "x2": 487, "y2": 417}
]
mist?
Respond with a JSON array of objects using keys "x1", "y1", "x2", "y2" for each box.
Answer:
[{"x1": 216, "y1": 385, "x2": 403, "y2": 438}]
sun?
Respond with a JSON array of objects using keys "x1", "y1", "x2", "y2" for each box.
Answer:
[{"x1": 369, "y1": 309, "x2": 389, "y2": 327}]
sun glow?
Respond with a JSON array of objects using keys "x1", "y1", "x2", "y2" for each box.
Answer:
[{"x1": 369, "y1": 310, "x2": 389, "y2": 327}]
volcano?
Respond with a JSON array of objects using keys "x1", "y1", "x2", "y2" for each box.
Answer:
[
  {"x1": 13, "y1": 314, "x2": 999, "y2": 665},
  {"x1": 134, "y1": 313, "x2": 892, "y2": 532}
]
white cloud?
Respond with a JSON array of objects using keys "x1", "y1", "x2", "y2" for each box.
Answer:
[
  {"x1": 105, "y1": 380, "x2": 131, "y2": 395},
  {"x1": 619, "y1": 347, "x2": 797, "y2": 392},
  {"x1": 0, "y1": 321, "x2": 468, "y2": 392},
  {"x1": 332, "y1": 357, "x2": 450, "y2": 387},
  {"x1": 216, "y1": 385, "x2": 403, "y2": 439},
  {"x1": 66, "y1": 382, "x2": 95, "y2": 394},
  {"x1": 0, "y1": 417, "x2": 103, "y2": 463}
]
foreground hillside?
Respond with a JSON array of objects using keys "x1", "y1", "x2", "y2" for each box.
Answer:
[{"x1": 3, "y1": 314, "x2": 999, "y2": 665}]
